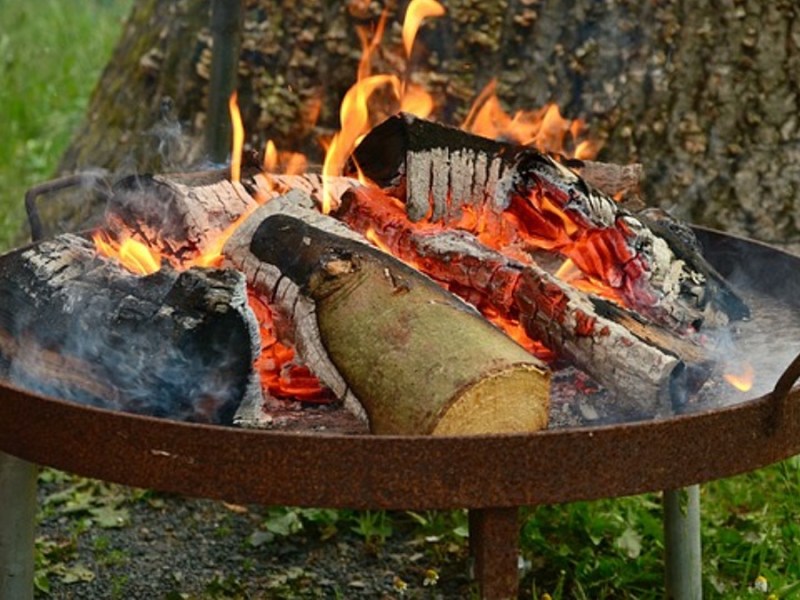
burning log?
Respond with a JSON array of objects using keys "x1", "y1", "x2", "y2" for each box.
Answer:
[
  {"x1": 0, "y1": 234, "x2": 261, "y2": 423},
  {"x1": 351, "y1": 113, "x2": 749, "y2": 332},
  {"x1": 223, "y1": 191, "x2": 551, "y2": 435},
  {"x1": 105, "y1": 171, "x2": 258, "y2": 260},
  {"x1": 352, "y1": 113, "x2": 642, "y2": 211},
  {"x1": 339, "y1": 187, "x2": 711, "y2": 415},
  {"x1": 103, "y1": 169, "x2": 357, "y2": 262}
]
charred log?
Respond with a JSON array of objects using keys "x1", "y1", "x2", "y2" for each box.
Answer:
[
  {"x1": 351, "y1": 113, "x2": 749, "y2": 331},
  {"x1": 0, "y1": 234, "x2": 261, "y2": 423},
  {"x1": 339, "y1": 186, "x2": 712, "y2": 415},
  {"x1": 351, "y1": 113, "x2": 641, "y2": 218},
  {"x1": 223, "y1": 192, "x2": 551, "y2": 435}
]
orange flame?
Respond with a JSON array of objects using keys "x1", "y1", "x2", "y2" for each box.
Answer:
[
  {"x1": 402, "y1": 0, "x2": 445, "y2": 58},
  {"x1": 229, "y1": 91, "x2": 244, "y2": 183},
  {"x1": 400, "y1": 82, "x2": 435, "y2": 119},
  {"x1": 322, "y1": 74, "x2": 400, "y2": 213},
  {"x1": 92, "y1": 232, "x2": 161, "y2": 275},
  {"x1": 263, "y1": 139, "x2": 278, "y2": 172},
  {"x1": 724, "y1": 363, "x2": 755, "y2": 392},
  {"x1": 356, "y1": 9, "x2": 388, "y2": 81},
  {"x1": 463, "y1": 80, "x2": 599, "y2": 158}
]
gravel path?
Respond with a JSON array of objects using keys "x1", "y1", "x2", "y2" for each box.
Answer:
[{"x1": 36, "y1": 475, "x2": 476, "y2": 599}]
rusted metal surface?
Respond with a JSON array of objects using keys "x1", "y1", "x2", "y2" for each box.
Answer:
[
  {"x1": 469, "y1": 508, "x2": 521, "y2": 600},
  {"x1": 1, "y1": 378, "x2": 799, "y2": 510},
  {"x1": 0, "y1": 228, "x2": 799, "y2": 512}
]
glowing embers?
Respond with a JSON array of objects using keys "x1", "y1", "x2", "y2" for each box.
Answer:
[{"x1": 247, "y1": 291, "x2": 332, "y2": 403}]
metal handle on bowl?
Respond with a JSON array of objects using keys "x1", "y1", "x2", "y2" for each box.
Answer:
[
  {"x1": 24, "y1": 172, "x2": 112, "y2": 242},
  {"x1": 769, "y1": 350, "x2": 800, "y2": 432}
]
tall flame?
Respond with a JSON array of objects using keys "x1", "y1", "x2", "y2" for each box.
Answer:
[
  {"x1": 321, "y1": 1, "x2": 446, "y2": 212},
  {"x1": 322, "y1": 74, "x2": 400, "y2": 213},
  {"x1": 356, "y1": 9, "x2": 388, "y2": 81},
  {"x1": 402, "y1": 0, "x2": 445, "y2": 58},
  {"x1": 229, "y1": 91, "x2": 244, "y2": 183}
]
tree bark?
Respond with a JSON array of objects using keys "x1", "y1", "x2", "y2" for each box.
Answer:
[{"x1": 50, "y1": 0, "x2": 800, "y2": 248}]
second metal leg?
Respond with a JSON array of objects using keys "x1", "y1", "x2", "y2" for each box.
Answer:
[
  {"x1": 663, "y1": 485, "x2": 702, "y2": 600},
  {"x1": 469, "y1": 507, "x2": 520, "y2": 600},
  {"x1": 0, "y1": 452, "x2": 37, "y2": 600}
]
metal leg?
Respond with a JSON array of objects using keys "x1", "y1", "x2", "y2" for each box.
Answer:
[
  {"x1": 469, "y1": 507, "x2": 520, "y2": 600},
  {"x1": 0, "y1": 452, "x2": 37, "y2": 600},
  {"x1": 663, "y1": 485, "x2": 702, "y2": 600}
]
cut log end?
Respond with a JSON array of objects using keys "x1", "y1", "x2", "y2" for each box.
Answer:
[{"x1": 433, "y1": 364, "x2": 550, "y2": 435}]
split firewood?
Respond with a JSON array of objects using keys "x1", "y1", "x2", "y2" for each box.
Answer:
[
  {"x1": 103, "y1": 169, "x2": 358, "y2": 263},
  {"x1": 0, "y1": 234, "x2": 261, "y2": 423},
  {"x1": 351, "y1": 113, "x2": 643, "y2": 210},
  {"x1": 106, "y1": 171, "x2": 258, "y2": 259},
  {"x1": 350, "y1": 113, "x2": 749, "y2": 332},
  {"x1": 222, "y1": 191, "x2": 551, "y2": 435},
  {"x1": 339, "y1": 186, "x2": 712, "y2": 415}
]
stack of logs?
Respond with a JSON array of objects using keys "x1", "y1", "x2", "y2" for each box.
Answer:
[{"x1": 0, "y1": 114, "x2": 749, "y2": 435}]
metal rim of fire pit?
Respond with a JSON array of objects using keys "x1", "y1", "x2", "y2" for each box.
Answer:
[{"x1": 1, "y1": 228, "x2": 799, "y2": 511}]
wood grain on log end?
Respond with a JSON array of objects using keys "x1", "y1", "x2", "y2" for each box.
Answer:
[{"x1": 433, "y1": 364, "x2": 550, "y2": 435}]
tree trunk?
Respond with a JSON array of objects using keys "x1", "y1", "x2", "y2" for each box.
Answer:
[{"x1": 52, "y1": 0, "x2": 800, "y2": 247}]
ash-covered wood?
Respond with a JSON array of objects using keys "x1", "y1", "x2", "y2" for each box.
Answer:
[
  {"x1": 351, "y1": 113, "x2": 641, "y2": 219},
  {"x1": 250, "y1": 172, "x2": 357, "y2": 209},
  {"x1": 223, "y1": 191, "x2": 551, "y2": 435},
  {"x1": 103, "y1": 169, "x2": 360, "y2": 264},
  {"x1": 105, "y1": 171, "x2": 258, "y2": 260},
  {"x1": 0, "y1": 234, "x2": 261, "y2": 423},
  {"x1": 352, "y1": 113, "x2": 749, "y2": 332},
  {"x1": 339, "y1": 186, "x2": 715, "y2": 415},
  {"x1": 510, "y1": 151, "x2": 750, "y2": 327}
]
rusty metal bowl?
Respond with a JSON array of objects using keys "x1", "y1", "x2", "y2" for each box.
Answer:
[{"x1": 1, "y1": 227, "x2": 799, "y2": 512}]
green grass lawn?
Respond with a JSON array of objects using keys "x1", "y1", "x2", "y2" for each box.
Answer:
[
  {"x1": 0, "y1": 0, "x2": 131, "y2": 250},
  {"x1": 2, "y1": 2, "x2": 799, "y2": 599}
]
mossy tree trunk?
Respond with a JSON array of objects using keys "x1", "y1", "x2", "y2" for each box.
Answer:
[{"x1": 56, "y1": 0, "x2": 800, "y2": 245}]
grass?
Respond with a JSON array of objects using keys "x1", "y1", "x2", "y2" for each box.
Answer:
[
  {"x1": 3, "y1": 2, "x2": 800, "y2": 599},
  {"x1": 0, "y1": 0, "x2": 131, "y2": 250}
]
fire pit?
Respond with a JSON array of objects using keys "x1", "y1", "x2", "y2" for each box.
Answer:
[
  {"x1": 1, "y1": 227, "x2": 799, "y2": 598},
  {"x1": 3, "y1": 2, "x2": 800, "y2": 595}
]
